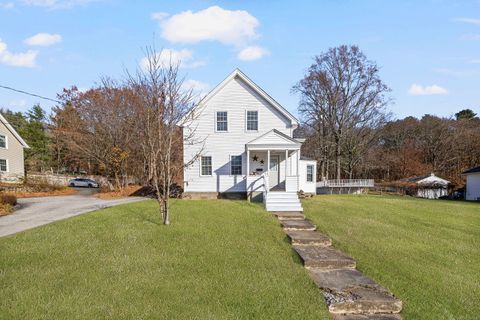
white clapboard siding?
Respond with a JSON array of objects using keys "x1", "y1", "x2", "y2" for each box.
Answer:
[{"x1": 184, "y1": 75, "x2": 294, "y2": 193}]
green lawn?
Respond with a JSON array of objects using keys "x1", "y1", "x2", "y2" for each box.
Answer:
[
  {"x1": 0, "y1": 200, "x2": 329, "y2": 320},
  {"x1": 303, "y1": 195, "x2": 480, "y2": 320}
]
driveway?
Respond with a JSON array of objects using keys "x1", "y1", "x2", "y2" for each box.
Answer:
[{"x1": 0, "y1": 189, "x2": 145, "y2": 237}]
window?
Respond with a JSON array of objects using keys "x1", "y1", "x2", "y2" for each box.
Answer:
[
  {"x1": 0, "y1": 135, "x2": 6, "y2": 149},
  {"x1": 0, "y1": 159, "x2": 7, "y2": 172},
  {"x1": 306, "y1": 165, "x2": 314, "y2": 182},
  {"x1": 246, "y1": 111, "x2": 258, "y2": 131},
  {"x1": 201, "y1": 156, "x2": 212, "y2": 176},
  {"x1": 216, "y1": 111, "x2": 228, "y2": 132},
  {"x1": 230, "y1": 155, "x2": 242, "y2": 175}
]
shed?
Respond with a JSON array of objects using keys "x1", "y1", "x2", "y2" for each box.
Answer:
[
  {"x1": 400, "y1": 173, "x2": 450, "y2": 199},
  {"x1": 462, "y1": 166, "x2": 480, "y2": 201}
]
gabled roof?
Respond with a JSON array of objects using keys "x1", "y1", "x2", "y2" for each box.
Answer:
[
  {"x1": 401, "y1": 173, "x2": 450, "y2": 185},
  {"x1": 247, "y1": 129, "x2": 301, "y2": 145},
  {"x1": 462, "y1": 166, "x2": 480, "y2": 174},
  {"x1": 194, "y1": 69, "x2": 299, "y2": 127},
  {"x1": 0, "y1": 114, "x2": 30, "y2": 148}
]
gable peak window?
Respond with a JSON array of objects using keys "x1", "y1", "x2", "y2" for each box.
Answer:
[
  {"x1": 230, "y1": 155, "x2": 242, "y2": 175},
  {"x1": 0, "y1": 135, "x2": 6, "y2": 149},
  {"x1": 246, "y1": 111, "x2": 258, "y2": 131},
  {"x1": 216, "y1": 111, "x2": 228, "y2": 132}
]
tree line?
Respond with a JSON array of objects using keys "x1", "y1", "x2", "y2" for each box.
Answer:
[{"x1": 295, "y1": 45, "x2": 480, "y2": 185}]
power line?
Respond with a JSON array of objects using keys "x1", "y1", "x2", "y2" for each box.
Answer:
[{"x1": 0, "y1": 84, "x2": 62, "y2": 104}]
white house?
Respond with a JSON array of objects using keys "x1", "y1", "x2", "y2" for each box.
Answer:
[
  {"x1": 462, "y1": 166, "x2": 480, "y2": 201},
  {"x1": 0, "y1": 114, "x2": 29, "y2": 182},
  {"x1": 181, "y1": 69, "x2": 316, "y2": 211},
  {"x1": 401, "y1": 173, "x2": 450, "y2": 199}
]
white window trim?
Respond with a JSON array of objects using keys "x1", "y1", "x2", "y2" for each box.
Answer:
[
  {"x1": 0, "y1": 134, "x2": 8, "y2": 150},
  {"x1": 214, "y1": 111, "x2": 229, "y2": 133},
  {"x1": 229, "y1": 154, "x2": 243, "y2": 176},
  {"x1": 245, "y1": 110, "x2": 259, "y2": 132},
  {"x1": 200, "y1": 155, "x2": 213, "y2": 177},
  {"x1": 306, "y1": 164, "x2": 314, "y2": 183},
  {"x1": 0, "y1": 158, "x2": 8, "y2": 172}
]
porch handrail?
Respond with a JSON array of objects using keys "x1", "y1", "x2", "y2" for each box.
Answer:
[{"x1": 317, "y1": 179, "x2": 374, "y2": 188}]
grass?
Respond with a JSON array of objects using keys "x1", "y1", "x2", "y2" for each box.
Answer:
[
  {"x1": 302, "y1": 195, "x2": 480, "y2": 320},
  {"x1": 0, "y1": 199, "x2": 329, "y2": 320}
]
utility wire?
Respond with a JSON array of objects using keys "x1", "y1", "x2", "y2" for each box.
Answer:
[{"x1": 0, "y1": 84, "x2": 62, "y2": 104}]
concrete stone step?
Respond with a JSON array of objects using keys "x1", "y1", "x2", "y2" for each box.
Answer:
[
  {"x1": 272, "y1": 211, "x2": 305, "y2": 220},
  {"x1": 294, "y1": 245, "x2": 356, "y2": 269},
  {"x1": 286, "y1": 230, "x2": 332, "y2": 246},
  {"x1": 332, "y1": 314, "x2": 402, "y2": 320},
  {"x1": 280, "y1": 219, "x2": 316, "y2": 231},
  {"x1": 266, "y1": 204, "x2": 303, "y2": 212},
  {"x1": 308, "y1": 268, "x2": 402, "y2": 315}
]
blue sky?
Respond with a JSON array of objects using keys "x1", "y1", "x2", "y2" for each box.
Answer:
[{"x1": 0, "y1": 0, "x2": 479, "y2": 119}]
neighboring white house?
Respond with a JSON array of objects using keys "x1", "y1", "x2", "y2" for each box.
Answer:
[
  {"x1": 401, "y1": 173, "x2": 450, "y2": 199},
  {"x1": 181, "y1": 69, "x2": 316, "y2": 211},
  {"x1": 0, "y1": 114, "x2": 29, "y2": 182},
  {"x1": 462, "y1": 166, "x2": 480, "y2": 201}
]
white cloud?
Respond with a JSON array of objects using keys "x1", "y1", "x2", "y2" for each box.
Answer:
[
  {"x1": 159, "y1": 6, "x2": 259, "y2": 46},
  {"x1": 454, "y1": 17, "x2": 480, "y2": 25},
  {"x1": 461, "y1": 33, "x2": 480, "y2": 41},
  {"x1": 24, "y1": 33, "x2": 62, "y2": 46},
  {"x1": 139, "y1": 48, "x2": 205, "y2": 70},
  {"x1": 0, "y1": 39, "x2": 37, "y2": 67},
  {"x1": 9, "y1": 99, "x2": 28, "y2": 108},
  {"x1": 237, "y1": 46, "x2": 269, "y2": 61},
  {"x1": 0, "y1": 2, "x2": 14, "y2": 9},
  {"x1": 408, "y1": 84, "x2": 448, "y2": 96},
  {"x1": 151, "y1": 11, "x2": 168, "y2": 20},
  {"x1": 22, "y1": 0, "x2": 98, "y2": 9},
  {"x1": 183, "y1": 79, "x2": 210, "y2": 97}
]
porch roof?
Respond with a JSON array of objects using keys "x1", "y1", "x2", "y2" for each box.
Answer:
[{"x1": 246, "y1": 129, "x2": 302, "y2": 150}]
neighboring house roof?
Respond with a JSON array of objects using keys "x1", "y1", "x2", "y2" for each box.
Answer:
[
  {"x1": 400, "y1": 173, "x2": 450, "y2": 186},
  {"x1": 300, "y1": 156, "x2": 314, "y2": 161},
  {"x1": 0, "y1": 114, "x2": 30, "y2": 148},
  {"x1": 462, "y1": 166, "x2": 480, "y2": 175},
  {"x1": 184, "y1": 69, "x2": 299, "y2": 127}
]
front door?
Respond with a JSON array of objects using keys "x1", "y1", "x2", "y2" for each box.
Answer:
[{"x1": 269, "y1": 155, "x2": 280, "y2": 190}]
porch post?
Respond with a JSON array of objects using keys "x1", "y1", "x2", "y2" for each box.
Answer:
[
  {"x1": 296, "y1": 150, "x2": 299, "y2": 176},
  {"x1": 285, "y1": 149, "x2": 289, "y2": 176},
  {"x1": 246, "y1": 149, "x2": 250, "y2": 176},
  {"x1": 267, "y1": 150, "x2": 270, "y2": 176}
]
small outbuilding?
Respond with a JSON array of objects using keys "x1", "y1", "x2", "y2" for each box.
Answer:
[
  {"x1": 462, "y1": 166, "x2": 480, "y2": 201},
  {"x1": 400, "y1": 173, "x2": 450, "y2": 199}
]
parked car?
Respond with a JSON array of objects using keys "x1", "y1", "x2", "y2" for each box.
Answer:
[{"x1": 68, "y1": 178, "x2": 99, "y2": 188}]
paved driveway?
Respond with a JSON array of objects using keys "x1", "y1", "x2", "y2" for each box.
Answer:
[{"x1": 0, "y1": 190, "x2": 145, "y2": 237}]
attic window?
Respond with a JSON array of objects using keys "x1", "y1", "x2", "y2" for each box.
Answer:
[
  {"x1": 0, "y1": 135, "x2": 6, "y2": 149},
  {"x1": 246, "y1": 111, "x2": 258, "y2": 131}
]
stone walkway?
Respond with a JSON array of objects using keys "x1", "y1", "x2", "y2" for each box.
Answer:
[{"x1": 272, "y1": 211, "x2": 402, "y2": 319}]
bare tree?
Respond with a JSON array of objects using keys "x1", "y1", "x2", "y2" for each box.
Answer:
[
  {"x1": 127, "y1": 47, "x2": 202, "y2": 225},
  {"x1": 293, "y1": 45, "x2": 391, "y2": 179}
]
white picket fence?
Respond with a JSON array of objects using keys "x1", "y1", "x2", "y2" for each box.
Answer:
[{"x1": 316, "y1": 179, "x2": 374, "y2": 188}]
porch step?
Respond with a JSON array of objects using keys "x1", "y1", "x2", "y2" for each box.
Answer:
[
  {"x1": 265, "y1": 192, "x2": 303, "y2": 212},
  {"x1": 308, "y1": 268, "x2": 402, "y2": 315}
]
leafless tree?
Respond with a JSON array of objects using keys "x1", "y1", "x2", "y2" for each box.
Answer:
[
  {"x1": 127, "y1": 47, "x2": 203, "y2": 225},
  {"x1": 293, "y1": 45, "x2": 391, "y2": 179}
]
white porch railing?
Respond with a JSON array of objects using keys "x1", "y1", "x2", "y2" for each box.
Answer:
[{"x1": 316, "y1": 179, "x2": 374, "y2": 188}]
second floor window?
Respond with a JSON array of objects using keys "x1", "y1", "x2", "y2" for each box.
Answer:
[
  {"x1": 0, "y1": 135, "x2": 6, "y2": 148},
  {"x1": 246, "y1": 111, "x2": 258, "y2": 131},
  {"x1": 216, "y1": 111, "x2": 228, "y2": 132},
  {"x1": 230, "y1": 155, "x2": 242, "y2": 175}
]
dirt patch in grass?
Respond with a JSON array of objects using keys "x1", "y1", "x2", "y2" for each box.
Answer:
[
  {"x1": 11, "y1": 188, "x2": 77, "y2": 198},
  {"x1": 95, "y1": 185, "x2": 142, "y2": 199}
]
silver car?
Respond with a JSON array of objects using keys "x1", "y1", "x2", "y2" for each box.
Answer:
[{"x1": 68, "y1": 178, "x2": 99, "y2": 188}]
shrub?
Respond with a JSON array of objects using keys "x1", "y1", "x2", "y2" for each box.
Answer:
[{"x1": 0, "y1": 193, "x2": 17, "y2": 206}]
